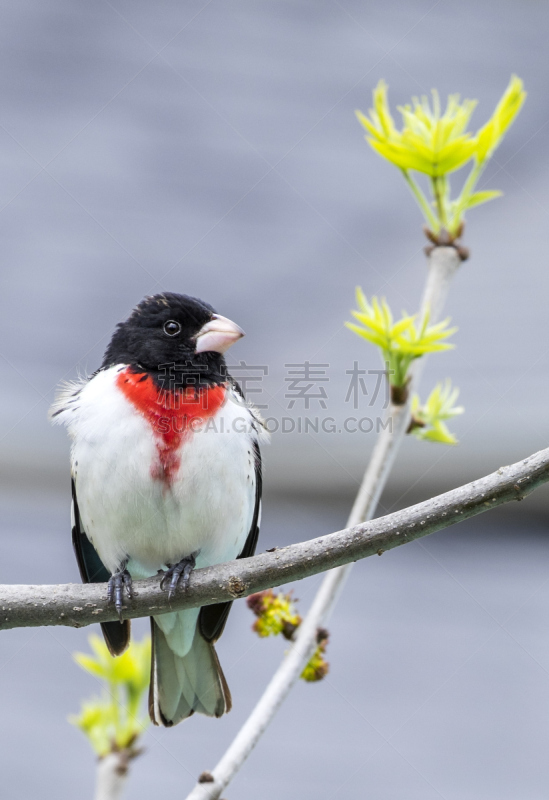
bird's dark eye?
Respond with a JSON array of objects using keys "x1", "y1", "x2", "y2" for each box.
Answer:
[{"x1": 163, "y1": 320, "x2": 181, "y2": 337}]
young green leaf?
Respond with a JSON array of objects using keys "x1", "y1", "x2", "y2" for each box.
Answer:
[
  {"x1": 464, "y1": 190, "x2": 503, "y2": 209},
  {"x1": 347, "y1": 291, "x2": 457, "y2": 389}
]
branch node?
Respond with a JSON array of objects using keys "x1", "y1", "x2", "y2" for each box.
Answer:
[
  {"x1": 390, "y1": 381, "x2": 410, "y2": 405},
  {"x1": 422, "y1": 227, "x2": 469, "y2": 260},
  {"x1": 228, "y1": 576, "x2": 247, "y2": 597}
]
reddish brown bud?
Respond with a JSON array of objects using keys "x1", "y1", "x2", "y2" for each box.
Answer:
[{"x1": 246, "y1": 590, "x2": 271, "y2": 617}]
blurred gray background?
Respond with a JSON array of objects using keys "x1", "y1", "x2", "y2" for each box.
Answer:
[{"x1": 1, "y1": 1, "x2": 549, "y2": 798}]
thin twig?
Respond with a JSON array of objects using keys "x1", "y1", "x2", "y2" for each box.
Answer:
[
  {"x1": 94, "y1": 752, "x2": 131, "y2": 800},
  {"x1": 183, "y1": 245, "x2": 461, "y2": 800}
]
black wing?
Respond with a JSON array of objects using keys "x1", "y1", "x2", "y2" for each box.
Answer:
[
  {"x1": 199, "y1": 438, "x2": 262, "y2": 643},
  {"x1": 71, "y1": 479, "x2": 130, "y2": 656}
]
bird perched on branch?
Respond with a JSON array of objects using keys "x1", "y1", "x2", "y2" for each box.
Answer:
[{"x1": 51, "y1": 293, "x2": 267, "y2": 726}]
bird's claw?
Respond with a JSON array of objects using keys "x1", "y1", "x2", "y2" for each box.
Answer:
[
  {"x1": 160, "y1": 554, "x2": 196, "y2": 600},
  {"x1": 107, "y1": 568, "x2": 133, "y2": 620}
]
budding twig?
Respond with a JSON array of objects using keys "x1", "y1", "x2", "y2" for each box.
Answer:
[{"x1": 182, "y1": 244, "x2": 461, "y2": 800}]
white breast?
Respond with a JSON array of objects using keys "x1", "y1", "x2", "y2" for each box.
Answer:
[{"x1": 52, "y1": 366, "x2": 264, "y2": 577}]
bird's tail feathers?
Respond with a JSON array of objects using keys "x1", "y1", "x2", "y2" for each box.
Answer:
[
  {"x1": 101, "y1": 620, "x2": 131, "y2": 656},
  {"x1": 149, "y1": 616, "x2": 232, "y2": 726}
]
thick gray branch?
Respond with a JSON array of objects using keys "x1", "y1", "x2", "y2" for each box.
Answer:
[{"x1": 1, "y1": 447, "x2": 547, "y2": 632}]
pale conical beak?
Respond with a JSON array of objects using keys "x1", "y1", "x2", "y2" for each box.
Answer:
[{"x1": 194, "y1": 314, "x2": 245, "y2": 354}]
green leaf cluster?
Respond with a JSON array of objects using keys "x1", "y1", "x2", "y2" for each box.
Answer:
[
  {"x1": 70, "y1": 635, "x2": 151, "y2": 757},
  {"x1": 357, "y1": 82, "x2": 478, "y2": 177},
  {"x1": 356, "y1": 76, "x2": 526, "y2": 235},
  {"x1": 410, "y1": 380, "x2": 464, "y2": 445},
  {"x1": 247, "y1": 590, "x2": 330, "y2": 682},
  {"x1": 301, "y1": 635, "x2": 329, "y2": 683},
  {"x1": 345, "y1": 288, "x2": 456, "y2": 388},
  {"x1": 247, "y1": 589, "x2": 302, "y2": 639}
]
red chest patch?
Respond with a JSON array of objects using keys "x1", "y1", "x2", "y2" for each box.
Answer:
[{"x1": 116, "y1": 368, "x2": 226, "y2": 487}]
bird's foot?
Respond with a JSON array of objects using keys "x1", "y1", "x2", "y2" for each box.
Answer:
[
  {"x1": 107, "y1": 566, "x2": 133, "y2": 620},
  {"x1": 160, "y1": 553, "x2": 197, "y2": 600}
]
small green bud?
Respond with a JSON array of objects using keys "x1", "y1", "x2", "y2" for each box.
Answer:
[
  {"x1": 301, "y1": 630, "x2": 330, "y2": 682},
  {"x1": 410, "y1": 380, "x2": 464, "y2": 445},
  {"x1": 70, "y1": 635, "x2": 151, "y2": 757}
]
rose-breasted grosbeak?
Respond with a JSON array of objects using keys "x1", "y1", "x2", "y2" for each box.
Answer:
[{"x1": 50, "y1": 293, "x2": 267, "y2": 726}]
